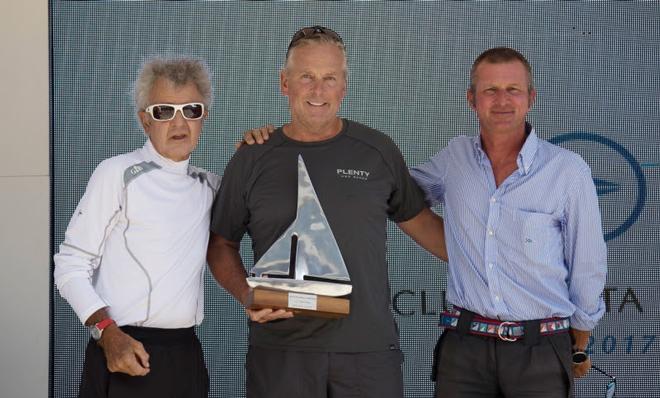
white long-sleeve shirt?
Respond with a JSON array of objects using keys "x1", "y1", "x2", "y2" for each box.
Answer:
[{"x1": 54, "y1": 140, "x2": 219, "y2": 328}]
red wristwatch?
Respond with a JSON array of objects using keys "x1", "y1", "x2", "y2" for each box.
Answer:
[{"x1": 89, "y1": 318, "x2": 115, "y2": 341}]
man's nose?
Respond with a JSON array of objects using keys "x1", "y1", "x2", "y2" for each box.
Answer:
[
  {"x1": 311, "y1": 79, "x2": 324, "y2": 94},
  {"x1": 494, "y1": 91, "x2": 510, "y2": 104},
  {"x1": 171, "y1": 109, "x2": 187, "y2": 124}
]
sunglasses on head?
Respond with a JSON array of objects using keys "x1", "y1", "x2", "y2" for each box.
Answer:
[
  {"x1": 144, "y1": 103, "x2": 205, "y2": 121},
  {"x1": 287, "y1": 25, "x2": 344, "y2": 55}
]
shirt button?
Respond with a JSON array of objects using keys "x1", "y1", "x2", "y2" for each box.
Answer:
[
  {"x1": 488, "y1": 229, "x2": 494, "y2": 236},
  {"x1": 489, "y1": 263, "x2": 494, "y2": 269},
  {"x1": 490, "y1": 197, "x2": 496, "y2": 203},
  {"x1": 495, "y1": 296, "x2": 500, "y2": 301}
]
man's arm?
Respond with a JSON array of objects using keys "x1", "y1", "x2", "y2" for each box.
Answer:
[
  {"x1": 54, "y1": 160, "x2": 121, "y2": 324},
  {"x1": 207, "y1": 232, "x2": 293, "y2": 323},
  {"x1": 397, "y1": 207, "x2": 448, "y2": 262},
  {"x1": 563, "y1": 163, "x2": 608, "y2": 378},
  {"x1": 54, "y1": 159, "x2": 152, "y2": 376}
]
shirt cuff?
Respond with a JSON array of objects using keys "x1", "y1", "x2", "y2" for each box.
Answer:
[{"x1": 569, "y1": 303, "x2": 604, "y2": 331}]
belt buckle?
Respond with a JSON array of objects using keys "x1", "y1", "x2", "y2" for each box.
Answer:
[{"x1": 497, "y1": 321, "x2": 519, "y2": 342}]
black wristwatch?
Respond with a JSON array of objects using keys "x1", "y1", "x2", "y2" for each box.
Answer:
[{"x1": 572, "y1": 350, "x2": 589, "y2": 364}]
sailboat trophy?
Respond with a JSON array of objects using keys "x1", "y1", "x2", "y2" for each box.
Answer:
[{"x1": 246, "y1": 155, "x2": 351, "y2": 318}]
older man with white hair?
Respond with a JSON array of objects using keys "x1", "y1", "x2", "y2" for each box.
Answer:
[{"x1": 54, "y1": 56, "x2": 218, "y2": 397}]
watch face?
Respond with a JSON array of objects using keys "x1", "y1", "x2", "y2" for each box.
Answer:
[
  {"x1": 90, "y1": 326, "x2": 102, "y2": 340},
  {"x1": 572, "y1": 351, "x2": 588, "y2": 364}
]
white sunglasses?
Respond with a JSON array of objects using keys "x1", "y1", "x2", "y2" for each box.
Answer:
[{"x1": 144, "y1": 102, "x2": 205, "y2": 121}]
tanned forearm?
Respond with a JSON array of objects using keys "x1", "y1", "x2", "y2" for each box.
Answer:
[
  {"x1": 570, "y1": 328, "x2": 592, "y2": 378},
  {"x1": 570, "y1": 328, "x2": 591, "y2": 351},
  {"x1": 207, "y1": 232, "x2": 251, "y2": 306},
  {"x1": 397, "y1": 207, "x2": 448, "y2": 262}
]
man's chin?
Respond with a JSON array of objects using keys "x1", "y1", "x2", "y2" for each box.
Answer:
[
  {"x1": 163, "y1": 147, "x2": 193, "y2": 162},
  {"x1": 481, "y1": 119, "x2": 525, "y2": 132}
]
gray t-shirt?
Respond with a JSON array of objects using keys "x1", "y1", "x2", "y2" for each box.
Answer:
[{"x1": 211, "y1": 119, "x2": 425, "y2": 352}]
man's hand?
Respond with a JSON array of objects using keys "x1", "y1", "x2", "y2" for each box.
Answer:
[
  {"x1": 242, "y1": 288, "x2": 294, "y2": 323},
  {"x1": 570, "y1": 327, "x2": 591, "y2": 378},
  {"x1": 98, "y1": 325, "x2": 150, "y2": 376},
  {"x1": 245, "y1": 307, "x2": 294, "y2": 323},
  {"x1": 235, "y1": 124, "x2": 275, "y2": 149}
]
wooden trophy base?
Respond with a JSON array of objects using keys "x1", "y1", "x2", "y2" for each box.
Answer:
[{"x1": 246, "y1": 287, "x2": 350, "y2": 318}]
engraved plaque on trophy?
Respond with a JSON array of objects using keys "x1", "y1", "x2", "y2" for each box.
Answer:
[{"x1": 246, "y1": 155, "x2": 351, "y2": 318}]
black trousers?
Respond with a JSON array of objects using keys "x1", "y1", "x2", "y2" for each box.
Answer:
[
  {"x1": 79, "y1": 326, "x2": 209, "y2": 398},
  {"x1": 433, "y1": 313, "x2": 573, "y2": 398},
  {"x1": 246, "y1": 345, "x2": 405, "y2": 398}
]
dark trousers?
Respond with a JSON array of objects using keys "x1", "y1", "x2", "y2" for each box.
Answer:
[
  {"x1": 434, "y1": 313, "x2": 573, "y2": 398},
  {"x1": 79, "y1": 326, "x2": 209, "y2": 398},
  {"x1": 246, "y1": 345, "x2": 404, "y2": 398}
]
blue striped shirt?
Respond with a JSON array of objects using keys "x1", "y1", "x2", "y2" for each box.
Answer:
[{"x1": 411, "y1": 128, "x2": 607, "y2": 330}]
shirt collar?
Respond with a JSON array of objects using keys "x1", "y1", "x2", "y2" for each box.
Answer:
[
  {"x1": 143, "y1": 139, "x2": 190, "y2": 175},
  {"x1": 472, "y1": 135, "x2": 487, "y2": 164},
  {"x1": 517, "y1": 123, "x2": 538, "y2": 175},
  {"x1": 472, "y1": 122, "x2": 539, "y2": 175}
]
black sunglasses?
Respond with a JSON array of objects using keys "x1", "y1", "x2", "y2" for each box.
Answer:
[
  {"x1": 591, "y1": 365, "x2": 616, "y2": 398},
  {"x1": 286, "y1": 25, "x2": 344, "y2": 58}
]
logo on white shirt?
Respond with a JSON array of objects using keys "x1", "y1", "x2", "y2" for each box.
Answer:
[{"x1": 130, "y1": 165, "x2": 144, "y2": 175}]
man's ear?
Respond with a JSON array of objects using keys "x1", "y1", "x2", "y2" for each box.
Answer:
[
  {"x1": 528, "y1": 89, "x2": 537, "y2": 110},
  {"x1": 340, "y1": 73, "x2": 347, "y2": 99},
  {"x1": 138, "y1": 111, "x2": 151, "y2": 131},
  {"x1": 466, "y1": 89, "x2": 476, "y2": 110},
  {"x1": 280, "y1": 69, "x2": 288, "y2": 96}
]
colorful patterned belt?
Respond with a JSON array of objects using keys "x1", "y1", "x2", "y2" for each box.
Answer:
[{"x1": 440, "y1": 308, "x2": 570, "y2": 342}]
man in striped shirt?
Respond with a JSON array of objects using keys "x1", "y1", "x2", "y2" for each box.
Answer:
[{"x1": 411, "y1": 47, "x2": 607, "y2": 397}]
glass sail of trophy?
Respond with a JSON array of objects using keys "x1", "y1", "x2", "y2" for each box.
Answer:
[{"x1": 246, "y1": 155, "x2": 351, "y2": 317}]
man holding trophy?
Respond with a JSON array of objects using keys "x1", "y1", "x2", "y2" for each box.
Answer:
[{"x1": 207, "y1": 26, "x2": 446, "y2": 397}]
